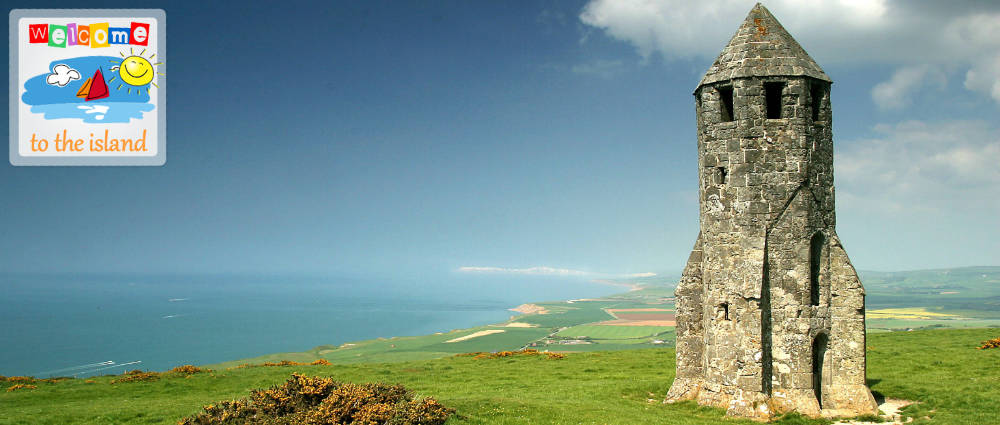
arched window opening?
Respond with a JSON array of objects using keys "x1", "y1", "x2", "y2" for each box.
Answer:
[
  {"x1": 809, "y1": 232, "x2": 824, "y2": 306},
  {"x1": 812, "y1": 333, "x2": 829, "y2": 409}
]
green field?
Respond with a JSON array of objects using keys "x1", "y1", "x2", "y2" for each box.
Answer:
[
  {"x1": 859, "y1": 267, "x2": 1000, "y2": 332},
  {"x1": 3, "y1": 328, "x2": 999, "y2": 424},
  {"x1": 863, "y1": 267, "x2": 1000, "y2": 315},
  {"x1": 557, "y1": 324, "x2": 672, "y2": 340}
]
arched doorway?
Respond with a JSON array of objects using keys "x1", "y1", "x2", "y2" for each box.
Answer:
[{"x1": 812, "y1": 333, "x2": 829, "y2": 409}]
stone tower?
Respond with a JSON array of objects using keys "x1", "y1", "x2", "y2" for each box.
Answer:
[{"x1": 665, "y1": 4, "x2": 878, "y2": 420}]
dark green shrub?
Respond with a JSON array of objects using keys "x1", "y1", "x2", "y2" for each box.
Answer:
[{"x1": 179, "y1": 373, "x2": 453, "y2": 425}]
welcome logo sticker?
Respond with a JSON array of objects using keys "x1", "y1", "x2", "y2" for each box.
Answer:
[{"x1": 10, "y1": 9, "x2": 166, "y2": 166}]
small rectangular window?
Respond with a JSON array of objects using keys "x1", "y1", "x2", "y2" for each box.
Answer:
[
  {"x1": 718, "y1": 86, "x2": 734, "y2": 122},
  {"x1": 765, "y1": 82, "x2": 784, "y2": 119},
  {"x1": 718, "y1": 303, "x2": 730, "y2": 321},
  {"x1": 811, "y1": 82, "x2": 824, "y2": 121}
]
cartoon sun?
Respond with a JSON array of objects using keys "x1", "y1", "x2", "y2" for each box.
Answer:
[{"x1": 109, "y1": 48, "x2": 163, "y2": 95}]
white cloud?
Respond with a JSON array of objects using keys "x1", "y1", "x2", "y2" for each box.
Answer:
[
  {"x1": 45, "y1": 64, "x2": 80, "y2": 87},
  {"x1": 578, "y1": 0, "x2": 888, "y2": 62},
  {"x1": 835, "y1": 120, "x2": 1000, "y2": 213},
  {"x1": 965, "y1": 53, "x2": 1000, "y2": 103},
  {"x1": 457, "y1": 266, "x2": 656, "y2": 278},
  {"x1": 871, "y1": 65, "x2": 947, "y2": 110},
  {"x1": 945, "y1": 12, "x2": 1000, "y2": 105},
  {"x1": 578, "y1": 1, "x2": 1000, "y2": 105}
]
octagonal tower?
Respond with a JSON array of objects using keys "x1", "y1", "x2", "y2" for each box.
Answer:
[{"x1": 665, "y1": 4, "x2": 878, "y2": 420}]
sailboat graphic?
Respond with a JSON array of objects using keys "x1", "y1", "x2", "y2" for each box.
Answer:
[{"x1": 75, "y1": 68, "x2": 110, "y2": 101}]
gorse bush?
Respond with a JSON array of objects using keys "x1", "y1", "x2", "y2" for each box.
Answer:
[
  {"x1": 977, "y1": 337, "x2": 1000, "y2": 350},
  {"x1": 113, "y1": 365, "x2": 215, "y2": 384},
  {"x1": 112, "y1": 371, "x2": 160, "y2": 384},
  {"x1": 231, "y1": 359, "x2": 332, "y2": 370},
  {"x1": 179, "y1": 373, "x2": 453, "y2": 425},
  {"x1": 6, "y1": 384, "x2": 37, "y2": 392},
  {"x1": 170, "y1": 365, "x2": 212, "y2": 375},
  {"x1": 2, "y1": 376, "x2": 70, "y2": 388},
  {"x1": 457, "y1": 349, "x2": 565, "y2": 360}
]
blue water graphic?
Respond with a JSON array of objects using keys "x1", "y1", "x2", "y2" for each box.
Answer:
[{"x1": 30, "y1": 102, "x2": 155, "y2": 124}]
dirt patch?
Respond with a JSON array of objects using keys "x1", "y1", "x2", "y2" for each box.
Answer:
[
  {"x1": 444, "y1": 330, "x2": 505, "y2": 343},
  {"x1": 838, "y1": 398, "x2": 916, "y2": 425},
  {"x1": 503, "y1": 322, "x2": 537, "y2": 328},
  {"x1": 509, "y1": 304, "x2": 548, "y2": 314},
  {"x1": 598, "y1": 319, "x2": 676, "y2": 326},
  {"x1": 606, "y1": 308, "x2": 672, "y2": 313}
]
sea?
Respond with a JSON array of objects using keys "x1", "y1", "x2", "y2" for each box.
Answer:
[{"x1": 0, "y1": 272, "x2": 622, "y2": 378}]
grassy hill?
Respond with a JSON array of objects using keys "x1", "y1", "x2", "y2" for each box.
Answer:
[
  {"x1": 862, "y1": 267, "x2": 1000, "y2": 332},
  {"x1": 3, "y1": 328, "x2": 999, "y2": 424}
]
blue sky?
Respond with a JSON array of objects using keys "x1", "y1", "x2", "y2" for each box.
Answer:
[{"x1": 2, "y1": 1, "x2": 998, "y2": 277}]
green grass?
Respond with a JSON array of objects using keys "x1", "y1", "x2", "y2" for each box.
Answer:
[
  {"x1": 3, "y1": 328, "x2": 999, "y2": 424},
  {"x1": 557, "y1": 325, "x2": 672, "y2": 340},
  {"x1": 865, "y1": 328, "x2": 1000, "y2": 424}
]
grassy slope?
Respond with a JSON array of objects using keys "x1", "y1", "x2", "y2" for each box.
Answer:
[
  {"x1": 862, "y1": 267, "x2": 1000, "y2": 332},
  {"x1": 862, "y1": 267, "x2": 1000, "y2": 315},
  {"x1": 3, "y1": 328, "x2": 999, "y2": 425}
]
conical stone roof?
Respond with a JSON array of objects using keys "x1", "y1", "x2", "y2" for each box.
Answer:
[{"x1": 698, "y1": 3, "x2": 831, "y2": 88}]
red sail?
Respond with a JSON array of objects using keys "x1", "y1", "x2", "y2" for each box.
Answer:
[{"x1": 85, "y1": 68, "x2": 110, "y2": 101}]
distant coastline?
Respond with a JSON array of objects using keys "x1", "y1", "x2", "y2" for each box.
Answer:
[
  {"x1": 590, "y1": 279, "x2": 643, "y2": 292},
  {"x1": 1, "y1": 273, "x2": 626, "y2": 377}
]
